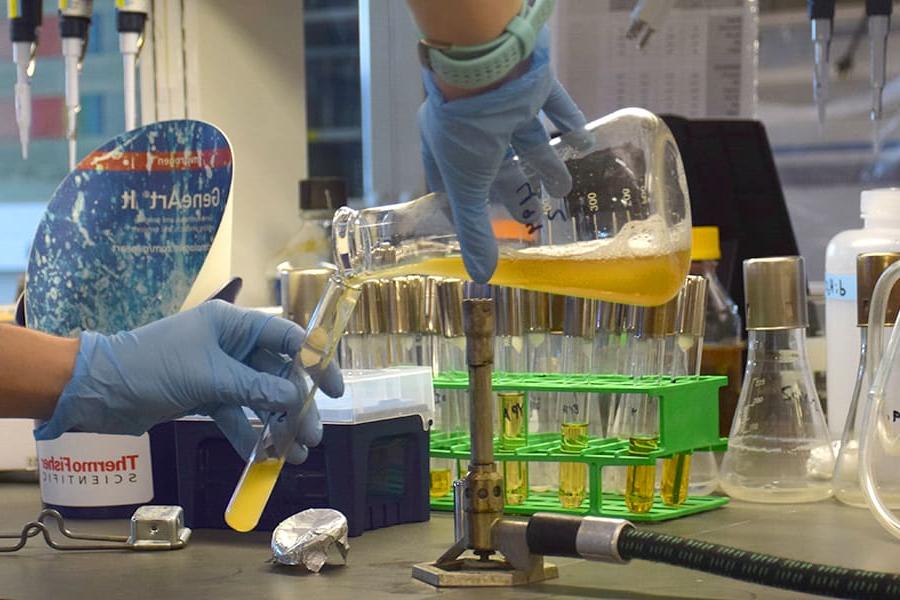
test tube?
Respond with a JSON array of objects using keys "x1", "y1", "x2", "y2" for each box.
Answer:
[
  {"x1": 523, "y1": 290, "x2": 556, "y2": 494},
  {"x1": 225, "y1": 276, "x2": 360, "y2": 532},
  {"x1": 387, "y1": 277, "x2": 416, "y2": 364},
  {"x1": 661, "y1": 276, "x2": 710, "y2": 506},
  {"x1": 623, "y1": 295, "x2": 677, "y2": 514},
  {"x1": 557, "y1": 296, "x2": 595, "y2": 509},
  {"x1": 340, "y1": 281, "x2": 368, "y2": 369},
  {"x1": 603, "y1": 303, "x2": 635, "y2": 494},
  {"x1": 363, "y1": 280, "x2": 389, "y2": 369},
  {"x1": 493, "y1": 286, "x2": 528, "y2": 505}
]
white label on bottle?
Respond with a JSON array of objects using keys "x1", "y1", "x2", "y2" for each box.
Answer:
[
  {"x1": 36, "y1": 433, "x2": 153, "y2": 506},
  {"x1": 824, "y1": 273, "x2": 856, "y2": 301}
]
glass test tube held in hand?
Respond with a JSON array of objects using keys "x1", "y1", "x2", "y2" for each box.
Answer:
[
  {"x1": 720, "y1": 257, "x2": 834, "y2": 503},
  {"x1": 557, "y1": 296, "x2": 596, "y2": 509},
  {"x1": 834, "y1": 253, "x2": 900, "y2": 507},
  {"x1": 623, "y1": 296, "x2": 678, "y2": 513},
  {"x1": 225, "y1": 276, "x2": 360, "y2": 532}
]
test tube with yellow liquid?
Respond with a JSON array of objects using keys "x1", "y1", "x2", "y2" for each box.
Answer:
[
  {"x1": 660, "y1": 276, "x2": 709, "y2": 507},
  {"x1": 556, "y1": 297, "x2": 595, "y2": 509},
  {"x1": 498, "y1": 391, "x2": 529, "y2": 504},
  {"x1": 622, "y1": 297, "x2": 678, "y2": 514},
  {"x1": 225, "y1": 277, "x2": 360, "y2": 532}
]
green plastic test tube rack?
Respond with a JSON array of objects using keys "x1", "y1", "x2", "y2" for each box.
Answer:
[{"x1": 429, "y1": 371, "x2": 730, "y2": 522}]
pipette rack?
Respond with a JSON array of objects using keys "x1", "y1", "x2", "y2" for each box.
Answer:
[{"x1": 429, "y1": 372, "x2": 729, "y2": 522}]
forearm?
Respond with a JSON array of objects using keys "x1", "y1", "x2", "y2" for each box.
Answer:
[
  {"x1": 407, "y1": 0, "x2": 524, "y2": 100},
  {"x1": 0, "y1": 324, "x2": 78, "y2": 419},
  {"x1": 407, "y1": 0, "x2": 521, "y2": 46}
]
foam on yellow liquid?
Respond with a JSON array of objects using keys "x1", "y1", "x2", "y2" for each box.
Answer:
[
  {"x1": 387, "y1": 219, "x2": 691, "y2": 306},
  {"x1": 559, "y1": 422, "x2": 589, "y2": 508},
  {"x1": 625, "y1": 437, "x2": 658, "y2": 513},
  {"x1": 225, "y1": 457, "x2": 285, "y2": 532}
]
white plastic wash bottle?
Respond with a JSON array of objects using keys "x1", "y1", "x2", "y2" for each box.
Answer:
[{"x1": 825, "y1": 188, "x2": 900, "y2": 439}]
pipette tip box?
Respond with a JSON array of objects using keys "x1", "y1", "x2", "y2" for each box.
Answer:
[{"x1": 150, "y1": 367, "x2": 434, "y2": 537}]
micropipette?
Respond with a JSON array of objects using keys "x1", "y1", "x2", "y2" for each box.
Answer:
[
  {"x1": 58, "y1": 0, "x2": 92, "y2": 171},
  {"x1": 625, "y1": 0, "x2": 675, "y2": 49},
  {"x1": 115, "y1": 0, "x2": 148, "y2": 131},
  {"x1": 867, "y1": 0, "x2": 893, "y2": 123},
  {"x1": 7, "y1": 0, "x2": 42, "y2": 160},
  {"x1": 808, "y1": 0, "x2": 836, "y2": 125}
]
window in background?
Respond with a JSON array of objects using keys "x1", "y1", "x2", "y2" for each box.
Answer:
[
  {"x1": 303, "y1": 0, "x2": 363, "y2": 201},
  {"x1": 0, "y1": 4, "x2": 125, "y2": 304}
]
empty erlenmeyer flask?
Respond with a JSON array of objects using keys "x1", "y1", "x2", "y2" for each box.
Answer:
[
  {"x1": 720, "y1": 257, "x2": 834, "y2": 503},
  {"x1": 835, "y1": 253, "x2": 900, "y2": 507},
  {"x1": 333, "y1": 108, "x2": 691, "y2": 305}
]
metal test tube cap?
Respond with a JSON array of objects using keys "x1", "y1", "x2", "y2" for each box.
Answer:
[
  {"x1": 857, "y1": 252, "x2": 900, "y2": 327},
  {"x1": 363, "y1": 279, "x2": 387, "y2": 334},
  {"x1": 635, "y1": 295, "x2": 678, "y2": 338},
  {"x1": 676, "y1": 275, "x2": 708, "y2": 337},
  {"x1": 522, "y1": 290, "x2": 550, "y2": 333},
  {"x1": 492, "y1": 286, "x2": 524, "y2": 337},
  {"x1": 563, "y1": 296, "x2": 596, "y2": 338},
  {"x1": 743, "y1": 256, "x2": 808, "y2": 330},
  {"x1": 280, "y1": 266, "x2": 335, "y2": 328},
  {"x1": 438, "y1": 278, "x2": 465, "y2": 338},
  {"x1": 387, "y1": 277, "x2": 412, "y2": 334}
]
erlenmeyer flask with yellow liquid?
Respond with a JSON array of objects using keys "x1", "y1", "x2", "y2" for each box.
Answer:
[
  {"x1": 333, "y1": 108, "x2": 692, "y2": 306},
  {"x1": 224, "y1": 108, "x2": 693, "y2": 532}
]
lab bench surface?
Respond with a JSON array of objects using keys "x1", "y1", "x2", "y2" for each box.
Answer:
[{"x1": 1, "y1": 481, "x2": 898, "y2": 600}]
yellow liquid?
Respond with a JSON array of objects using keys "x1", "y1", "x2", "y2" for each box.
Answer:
[
  {"x1": 430, "y1": 468, "x2": 452, "y2": 498},
  {"x1": 388, "y1": 248, "x2": 690, "y2": 306},
  {"x1": 504, "y1": 461, "x2": 529, "y2": 505},
  {"x1": 559, "y1": 422, "x2": 589, "y2": 508},
  {"x1": 625, "y1": 437, "x2": 658, "y2": 514},
  {"x1": 225, "y1": 457, "x2": 285, "y2": 532},
  {"x1": 661, "y1": 453, "x2": 691, "y2": 506},
  {"x1": 498, "y1": 392, "x2": 529, "y2": 505}
]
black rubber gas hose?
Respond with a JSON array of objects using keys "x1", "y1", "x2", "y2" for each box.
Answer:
[
  {"x1": 617, "y1": 527, "x2": 900, "y2": 600},
  {"x1": 524, "y1": 513, "x2": 900, "y2": 599}
]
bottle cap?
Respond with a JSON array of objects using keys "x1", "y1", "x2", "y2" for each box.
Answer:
[
  {"x1": 362, "y1": 280, "x2": 387, "y2": 334},
  {"x1": 635, "y1": 295, "x2": 678, "y2": 337},
  {"x1": 280, "y1": 266, "x2": 335, "y2": 328},
  {"x1": 493, "y1": 286, "x2": 524, "y2": 337},
  {"x1": 405, "y1": 275, "x2": 427, "y2": 333},
  {"x1": 676, "y1": 275, "x2": 708, "y2": 337},
  {"x1": 299, "y1": 178, "x2": 347, "y2": 212},
  {"x1": 522, "y1": 290, "x2": 550, "y2": 332},
  {"x1": 563, "y1": 296, "x2": 596, "y2": 338},
  {"x1": 691, "y1": 226, "x2": 721, "y2": 261},
  {"x1": 857, "y1": 252, "x2": 900, "y2": 326},
  {"x1": 743, "y1": 256, "x2": 808, "y2": 330},
  {"x1": 438, "y1": 278, "x2": 464, "y2": 338},
  {"x1": 387, "y1": 277, "x2": 412, "y2": 334},
  {"x1": 861, "y1": 188, "x2": 900, "y2": 221}
]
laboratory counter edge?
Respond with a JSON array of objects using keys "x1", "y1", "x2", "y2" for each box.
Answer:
[{"x1": 0, "y1": 482, "x2": 897, "y2": 600}]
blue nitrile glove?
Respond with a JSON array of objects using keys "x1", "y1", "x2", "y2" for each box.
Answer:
[
  {"x1": 34, "y1": 300, "x2": 342, "y2": 465},
  {"x1": 418, "y1": 26, "x2": 590, "y2": 283}
]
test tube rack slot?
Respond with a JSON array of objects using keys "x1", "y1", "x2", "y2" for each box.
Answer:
[{"x1": 430, "y1": 371, "x2": 729, "y2": 522}]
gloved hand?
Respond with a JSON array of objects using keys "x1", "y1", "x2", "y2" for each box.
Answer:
[
  {"x1": 34, "y1": 300, "x2": 342, "y2": 465},
  {"x1": 418, "y1": 26, "x2": 590, "y2": 283}
]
